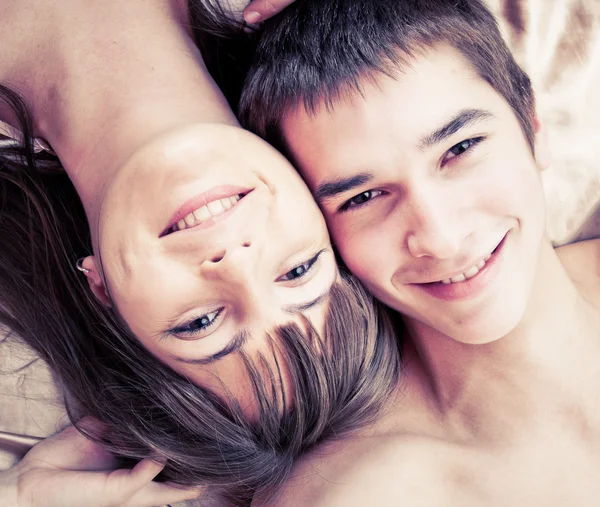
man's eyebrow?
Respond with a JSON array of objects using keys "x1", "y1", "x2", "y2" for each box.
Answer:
[
  {"x1": 313, "y1": 172, "x2": 374, "y2": 205},
  {"x1": 419, "y1": 108, "x2": 495, "y2": 150},
  {"x1": 170, "y1": 329, "x2": 249, "y2": 365},
  {"x1": 312, "y1": 110, "x2": 493, "y2": 205},
  {"x1": 282, "y1": 286, "x2": 331, "y2": 314}
]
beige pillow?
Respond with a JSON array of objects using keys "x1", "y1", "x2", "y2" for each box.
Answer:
[{"x1": 0, "y1": 329, "x2": 67, "y2": 469}]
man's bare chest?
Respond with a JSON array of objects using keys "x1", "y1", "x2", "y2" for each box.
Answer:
[{"x1": 441, "y1": 432, "x2": 600, "y2": 507}]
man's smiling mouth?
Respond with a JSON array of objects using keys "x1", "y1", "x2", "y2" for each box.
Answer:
[
  {"x1": 439, "y1": 253, "x2": 492, "y2": 285},
  {"x1": 420, "y1": 234, "x2": 506, "y2": 286}
]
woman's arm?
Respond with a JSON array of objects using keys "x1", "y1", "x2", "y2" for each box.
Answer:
[{"x1": 1, "y1": 424, "x2": 201, "y2": 507}]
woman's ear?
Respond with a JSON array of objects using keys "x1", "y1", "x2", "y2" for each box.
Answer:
[
  {"x1": 532, "y1": 116, "x2": 552, "y2": 172},
  {"x1": 77, "y1": 256, "x2": 111, "y2": 307}
]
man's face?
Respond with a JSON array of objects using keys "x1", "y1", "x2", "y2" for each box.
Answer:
[{"x1": 281, "y1": 44, "x2": 550, "y2": 344}]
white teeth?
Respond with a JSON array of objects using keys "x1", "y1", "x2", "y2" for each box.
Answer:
[
  {"x1": 207, "y1": 200, "x2": 225, "y2": 214},
  {"x1": 184, "y1": 213, "x2": 195, "y2": 226},
  {"x1": 483, "y1": 254, "x2": 491, "y2": 261},
  {"x1": 463, "y1": 265, "x2": 480, "y2": 279},
  {"x1": 172, "y1": 194, "x2": 243, "y2": 232},
  {"x1": 437, "y1": 253, "x2": 492, "y2": 285},
  {"x1": 193, "y1": 206, "x2": 211, "y2": 222}
]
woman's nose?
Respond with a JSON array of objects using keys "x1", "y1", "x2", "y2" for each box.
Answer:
[
  {"x1": 201, "y1": 239, "x2": 267, "y2": 288},
  {"x1": 203, "y1": 239, "x2": 289, "y2": 323},
  {"x1": 205, "y1": 239, "x2": 253, "y2": 264}
]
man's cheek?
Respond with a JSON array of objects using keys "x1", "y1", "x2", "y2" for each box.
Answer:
[{"x1": 340, "y1": 240, "x2": 372, "y2": 278}]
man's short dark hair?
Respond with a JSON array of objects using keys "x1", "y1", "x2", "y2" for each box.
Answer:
[{"x1": 239, "y1": 0, "x2": 536, "y2": 154}]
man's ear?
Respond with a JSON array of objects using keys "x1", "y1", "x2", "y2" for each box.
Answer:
[
  {"x1": 78, "y1": 256, "x2": 111, "y2": 307},
  {"x1": 532, "y1": 116, "x2": 552, "y2": 172}
]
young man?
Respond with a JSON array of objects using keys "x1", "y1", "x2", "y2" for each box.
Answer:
[{"x1": 240, "y1": 0, "x2": 600, "y2": 504}]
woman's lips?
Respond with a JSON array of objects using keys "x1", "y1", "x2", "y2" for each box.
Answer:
[{"x1": 161, "y1": 185, "x2": 253, "y2": 236}]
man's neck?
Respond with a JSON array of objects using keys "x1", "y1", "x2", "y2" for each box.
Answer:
[{"x1": 400, "y1": 239, "x2": 599, "y2": 440}]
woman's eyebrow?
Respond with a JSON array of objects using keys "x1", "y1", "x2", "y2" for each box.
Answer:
[{"x1": 170, "y1": 329, "x2": 250, "y2": 365}]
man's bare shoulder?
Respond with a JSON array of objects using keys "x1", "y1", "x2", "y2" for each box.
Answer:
[
  {"x1": 253, "y1": 435, "x2": 458, "y2": 507},
  {"x1": 556, "y1": 238, "x2": 600, "y2": 306}
]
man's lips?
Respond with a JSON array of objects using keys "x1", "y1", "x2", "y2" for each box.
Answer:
[
  {"x1": 414, "y1": 233, "x2": 508, "y2": 301},
  {"x1": 416, "y1": 236, "x2": 505, "y2": 285}
]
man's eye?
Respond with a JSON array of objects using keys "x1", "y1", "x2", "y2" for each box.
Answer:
[
  {"x1": 172, "y1": 309, "x2": 222, "y2": 337},
  {"x1": 278, "y1": 250, "x2": 323, "y2": 282},
  {"x1": 339, "y1": 189, "x2": 383, "y2": 212},
  {"x1": 442, "y1": 137, "x2": 484, "y2": 165}
]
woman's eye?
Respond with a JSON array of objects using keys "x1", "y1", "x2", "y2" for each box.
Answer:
[
  {"x1": 172, "y1": 308, "x2": 222, "y2": 337},
  {"x1": 442, "y1": 137, "x2": 484, "y2": 165},
  {"x1": 277, "y1": 250, "x2": 324, "y2": 282},
  {"x1": 284, "y1": 264, "x2": 310, "y2": 280},
  {"x1": 339, "y1": 189, "x2": 383, "y2": 212}
]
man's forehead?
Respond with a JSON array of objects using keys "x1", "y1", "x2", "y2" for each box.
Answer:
[
  {"x1": 283, "y1": 44, "x2": 490, "y2": 120},
  {"x1": 281, "y1": 48, "x2": 500, "y2": 159}
]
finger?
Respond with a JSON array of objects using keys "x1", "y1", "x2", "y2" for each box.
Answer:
[
  {"x1": 125, "y1": 458, "x2": 166, "y2": 485},
  {"x1": 123, "y1": 462, "x2": 203, "y2": 506},
  {"x1": 102, "y1": 458, "x2": 165, "y2": 502},
  {"x1": 114, "y1": 459, "x2": 204, "y2": 506},
  {"x1": 125, "y1": 481, "x2": 204, "y2": 507},
  {"x1": 244, "y1": 0, "x2": 297, "y2": 24}
]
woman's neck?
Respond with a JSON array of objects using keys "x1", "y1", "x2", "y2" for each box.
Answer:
[{"x1": 1, "y1": 0, "x2": 237, "y2": 218}]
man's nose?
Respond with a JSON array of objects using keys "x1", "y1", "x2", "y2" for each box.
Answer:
[{"x1": 404, "y1": 186, "x2": 467, "y2": 259}]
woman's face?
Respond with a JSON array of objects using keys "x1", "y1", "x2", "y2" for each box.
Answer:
[{"x1": 89, "y1": 125, "x2": 337, "y2": 401}]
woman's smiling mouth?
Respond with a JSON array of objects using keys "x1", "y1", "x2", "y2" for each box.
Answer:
[
  {"x1": 170, "y1": 193, "x2": 244, "y2": 232},
  {"x1": 161, "y1": 186, "x2": 252, "y2": 236}
]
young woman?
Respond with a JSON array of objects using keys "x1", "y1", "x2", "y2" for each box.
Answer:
[{"x1": 0, "y1": 0, "x2": 399, "y2": 504}]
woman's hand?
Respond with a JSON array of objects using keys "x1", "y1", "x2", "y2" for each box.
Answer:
[
  {"x1": 244, "y1": 0, "x2": 298, "y2": 24},
  {"x1": 6, "y1": 423, "x2": 201, "y2": 507}
]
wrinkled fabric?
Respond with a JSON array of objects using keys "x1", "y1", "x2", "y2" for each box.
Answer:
[{"x1": 0, "y1": 329, "x2": 67, "y2": 469}]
